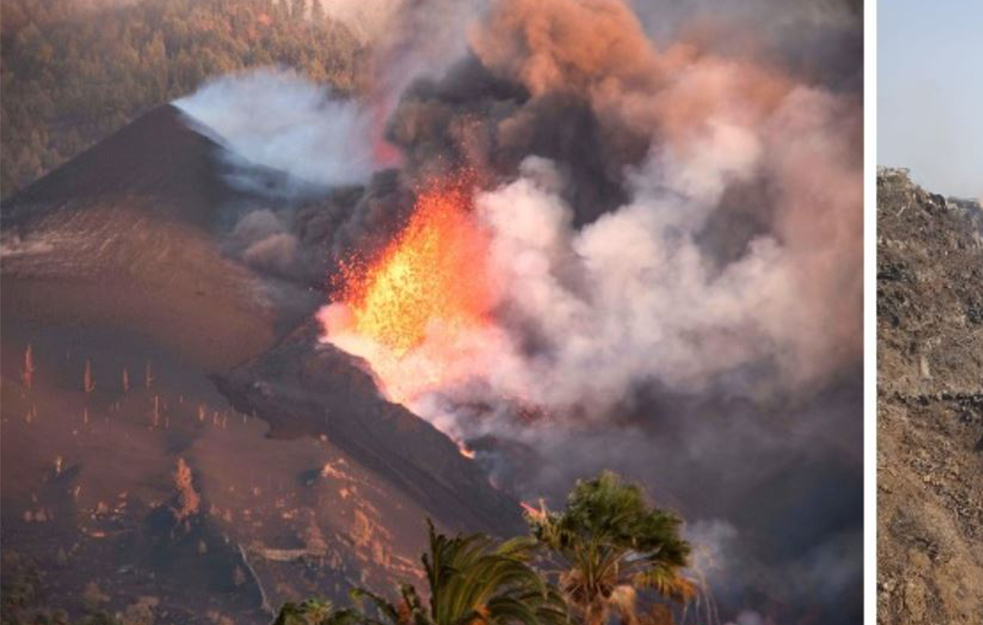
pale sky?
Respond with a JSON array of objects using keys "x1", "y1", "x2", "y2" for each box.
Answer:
[{"x1": 879, "y1": 0, "x2": 983, "y2": 198}]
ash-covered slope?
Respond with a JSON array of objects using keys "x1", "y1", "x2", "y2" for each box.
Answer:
[
  {"x1": 1, "y1": 104, "x2": 280, "y2": 369},
  {"x1": 877, "y1": 168, "x2": 983, "y2": 624},
  {"x1": 212, "y1": 320, "x2": 525, "y2": 536},
  {"x1": 1, "y1": 105, "x2": 522, "y2": 624},
  {"x1": 3, "y1": 104, "x2": 234, "y2": 228}
]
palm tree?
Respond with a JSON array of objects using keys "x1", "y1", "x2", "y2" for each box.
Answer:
[
  {"x1": 275, "y1": 598, "x2": 355, "y2": 625},
  {"x1": 525, "y1": 472, "x2": 695, "y2": 625},
  {"x1": 275, "y1": 522, "x2": 567, "y2": 625}
]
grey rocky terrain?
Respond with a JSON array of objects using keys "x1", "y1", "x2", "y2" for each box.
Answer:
[{"x1": 877, "y1": 168, "x2": 983, "y2": 624}]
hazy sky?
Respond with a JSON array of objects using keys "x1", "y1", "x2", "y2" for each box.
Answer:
[{"x1": 879, "y1": 0, "x2": 982, "y2": 198}]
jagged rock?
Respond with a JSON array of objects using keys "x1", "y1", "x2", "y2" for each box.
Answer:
[{"x1": 877, "y1": 168, "x2": 983, "y2": 625}]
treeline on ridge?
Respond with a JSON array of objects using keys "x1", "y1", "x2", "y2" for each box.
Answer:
[{"x1": 0, "y1": 0, "x2": 364, "y2": 197}]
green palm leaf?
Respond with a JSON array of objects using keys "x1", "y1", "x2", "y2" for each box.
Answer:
[
  {"x1": 283, "y1": 519, "x2": 569, "y2": 625},
  {"x1": 526, "y1": 472, "x2": 695, "y2": 625}
]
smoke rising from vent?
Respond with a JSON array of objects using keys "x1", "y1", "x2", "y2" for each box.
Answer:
[
  {"x1": 323, "y1": 0, "x2": 861, "y2": 416},
  {"x1": 175, "y1": 68, "x2": 377, "y2": 190}
]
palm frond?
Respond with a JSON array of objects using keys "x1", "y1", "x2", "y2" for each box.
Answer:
[
  {"x1": 528, "y1": 471, "x2": 696, "y2": 625},
  {"x1": 347, "y1": 520, "x2": 567, "y2": 625}
]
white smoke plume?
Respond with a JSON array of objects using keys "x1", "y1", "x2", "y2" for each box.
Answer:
[
  {"x1": 310, "y1": 0, "x2": 863, "y2": 486},
  {"x1": 175, "y1": 68, "x2": 377, "y2": 190},
  {"x1": 324, "y1": 76, "x2": 861, "y2": 422}
]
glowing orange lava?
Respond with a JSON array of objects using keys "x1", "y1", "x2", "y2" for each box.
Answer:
[{"x1": 335, "y1": 175, "x2": 496, "y2": 359}]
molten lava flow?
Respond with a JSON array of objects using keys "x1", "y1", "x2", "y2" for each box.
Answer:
[{"x1": 323, "y1": 175, "x2": 500, "y2": 404}]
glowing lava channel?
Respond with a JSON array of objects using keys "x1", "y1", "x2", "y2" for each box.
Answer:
[{"x1": 319, "y1": 176, "x2": 503, "y2": 408}]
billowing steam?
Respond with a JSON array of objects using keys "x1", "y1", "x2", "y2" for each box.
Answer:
[
  {"x1": 323, "y1": 0, "x2": 861, "y2": 418},
  {"x1": 175, "y1": 0, "x2": 862, "y2": 621},
  {"x1": 175, "y1": 68, "x2": 377, "y2": 190}
]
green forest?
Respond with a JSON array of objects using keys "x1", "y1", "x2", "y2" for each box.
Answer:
[{"x1": 0, "y1": 0, "x2": 364, "y2": 197}]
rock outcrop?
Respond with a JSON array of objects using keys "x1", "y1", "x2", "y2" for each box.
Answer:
[{"x1": 877, "y1": 168, "x2": 983, "y2": 625}]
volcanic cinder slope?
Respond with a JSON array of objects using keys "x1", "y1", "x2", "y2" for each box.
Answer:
[
  {"x1": 876, "y1": 168, "x2": 983, "y2": 624},
  {"x1": 0, "y1": 105, "x2": 521, "y2": 624}
]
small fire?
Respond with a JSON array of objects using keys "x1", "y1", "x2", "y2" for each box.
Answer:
[{"x1": 321, "y1": 174, "x2": 500, "y2": 404}]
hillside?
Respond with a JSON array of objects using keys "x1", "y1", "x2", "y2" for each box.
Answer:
[
  {"x1": 0, "y1": 0, "x2": 363, "y2": 197},
  {"x1": 0, "y1": 106, "x2": 522, "y2": 625},
  {"x1": 876, "y1": 168, "x2": 983, "y2": 624},
  {"x1": 0, "y1": 104, "x2": 283, "y2": 368}
]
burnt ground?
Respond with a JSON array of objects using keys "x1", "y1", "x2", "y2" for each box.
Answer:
[
  {"x1": 0, "y1": 105, "x2": 520, "y2": 624},
  {"x1": 876, "y1": 168, "x2": 983, "y2": 624},
  {"x1": 212, "y1": 320, "x2": 525, "y2": 538}
]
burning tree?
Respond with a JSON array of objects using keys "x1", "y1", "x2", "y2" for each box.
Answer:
[
  {"x1": 172, "y1": 457, "x2": 200, "y2": 521},
  {"x1": 525, "y1": 472, "x2": 694, "y2": 625},
  {"x1": 83, "y1": 359, "x2": 95, "y2": 393},
  {"x1": 21, "y1": 344, "x2": 35, "y2": 389}
]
